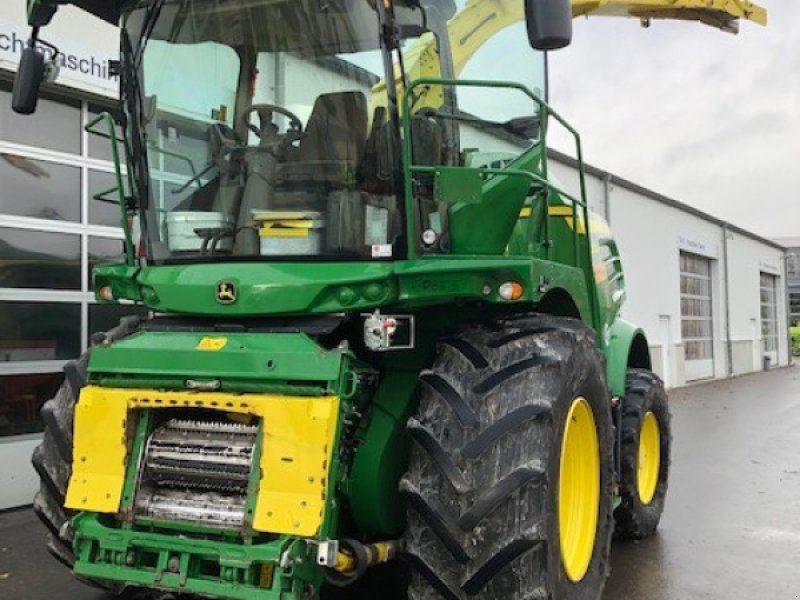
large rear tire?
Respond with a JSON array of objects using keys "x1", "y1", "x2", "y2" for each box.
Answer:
[
  {"x1": 613, "y1": 368, "x2": 671, "y2": 540},
  {"x1": 31, "y1": 316, "x2": 140, "y2": 590},
  {"x1": 402, "y1": 315, "x2": 614, "y2": 600}
]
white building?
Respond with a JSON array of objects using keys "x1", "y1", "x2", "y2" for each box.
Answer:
[
  {"x1": 0, "y1": 4, "x2": 789, "y2": 509},
  {"x1": 550, "y1": 155, "x2": 789, "y2": 387}
]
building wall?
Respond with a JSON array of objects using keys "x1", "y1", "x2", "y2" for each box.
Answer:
[
  {"x1": 0, "y1": 9, "x2": 137, "y2": 510},
  {"x1": 553, "y1": 156, "x2": 789, "y2": 388},
  {"x1": 0, "y1": 434, "x2": 40, "y2": 507},
  {"x1": 782, "y1": 245, "x2": 800, "y2": 326},
  {"x1": 549, "y1": 158, "x2": 608, "y2": 217},
  {"x1": 613, "y1": 183, "x2": 725, "y2": 385},
  {"x1": 726, "y1": 233, "x2": 787, "y2": 371},
  {"x1": 0, "y1": 4, "x2": 118, "y2": 98}
]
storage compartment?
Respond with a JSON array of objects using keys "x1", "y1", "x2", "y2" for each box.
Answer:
[
  {"x1": 254, "y1": 210, "x2": 325, "y2": 256},
  {"x1": 165, "y1": 212, "x2": 235, "y2": 252}
]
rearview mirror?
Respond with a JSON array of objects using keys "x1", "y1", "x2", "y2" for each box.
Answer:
[
  {"x1": 12, "y1": 46, "x2": 45, "y2": 115},
  {"x1": 525, "y1": 0, "x2": 573, "y2": 51}
]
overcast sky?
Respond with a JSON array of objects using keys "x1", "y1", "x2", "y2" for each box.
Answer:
[{"x1": 548, "y1": 1, "x2": 798, "y2": 240}]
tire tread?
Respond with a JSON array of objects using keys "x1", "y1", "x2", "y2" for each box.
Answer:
[
  {"x1": 403, "y1": 314, "x2": 613, "y2": 600},
  {"x1": 614, "y1": 368, "x2": 672, "y2": 540}
]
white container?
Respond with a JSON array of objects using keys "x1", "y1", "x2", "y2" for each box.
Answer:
[
  {"x1": 255, "y1": 211, "x2": 325, "y2": 256},
  {"x1": 166, "y1": 212, "x2": 235, "y2": 252}
]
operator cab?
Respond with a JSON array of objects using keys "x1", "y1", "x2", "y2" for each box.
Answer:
[{"x1": 126, "y1": 0, "x2": 455, "y2": 264}]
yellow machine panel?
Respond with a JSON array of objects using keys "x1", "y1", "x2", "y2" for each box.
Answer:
[
  {"x1": 65, "y1": 387, "x2": 129, "y2": 512},
  {"x1": 571, "y1": 0, "x2": 767, "y2": 30},
  {"x1": 384, "y1": 0, "x2": 766, "y2": 112},
  {"x1": 65, "y1": 387, "x2": 341, "y2": 538}
]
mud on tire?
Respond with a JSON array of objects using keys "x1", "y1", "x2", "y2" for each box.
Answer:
[
  {"x1": 402, "y1": 314, "x2": 614, "y2": 600},
  {"x1": 614, "y1": 368, "x2": 671, "y2": 540},
  {"x1": 31, "y1": 316, "x2": 140, "y2": 589}
]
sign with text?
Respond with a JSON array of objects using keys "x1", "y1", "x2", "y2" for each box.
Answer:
[
  {"x1": 759, "y1": 260, "x2": 781, "y2": 276},
  {"x1": 0, "y1": 18, "x2": 118, "y2": 97},
  {"x1": 677, "y1": 235, "x2": 718, "y2": 259}
]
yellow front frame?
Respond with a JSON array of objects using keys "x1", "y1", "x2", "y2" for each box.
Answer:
[{"x1": 66, "y1": 386, "x2": 340, "y2": 538}]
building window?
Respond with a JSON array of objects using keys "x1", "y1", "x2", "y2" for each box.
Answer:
[
  {"x1": 680, "y1": 251, "x2": 714, "y2": 380},
  {"x1": 787, "y1": 251, "x2": 800, "y2": 281},
  {"x1": 787, "y1": 251, "x2": 800, "y2": 327},
  {"x1": 88, "y1": 236, "x2": 127, "y2": 289},
  {"x1": 0, "y1": 301, "x2": 82, "y2": 362},
  {"x1": 0, "y1": 155, "x2": 82, "y2": 222},
  {"x1": 0, "y1": 92, "x2": 142, "y2": 440},
  {"x1": 0, "y1": 227, "x2": 81, "y2": 290},
  {"x1": 0, "y1": 83, "x2": 82, "y2": 155},
  {"x1": 88, "y1": 104, "x2": 125, "y2": 162},
  {"x1": 0, "y1": 372, "x2": 64, "y2": 437},
  {"x1": 88, "y1": 170, "x2": 127, "y2": 228},
  {"x1": 790, "y1": 291, "x2": 800, "y2": 327},
  {"x1": 760, "y1": 272, "x2": 779, "y2": 356}
]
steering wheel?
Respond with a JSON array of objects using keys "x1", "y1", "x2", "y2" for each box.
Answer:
[{"x1": 240, "y1": 104, "x2": 303, "y2": 139}]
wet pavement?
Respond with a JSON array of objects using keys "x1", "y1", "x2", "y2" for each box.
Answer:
[
  {"x1": 2, "y1": 367, "x2": 800, "y2": 599},
  {"x1": 603, "y1": 367, "x2": 800, "y2": 600}
]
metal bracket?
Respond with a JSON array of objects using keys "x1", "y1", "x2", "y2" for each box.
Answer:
[
  {"x1": 316, "y1": 540, "x2": 340, "y2": 567},
  {"x1": 184, "y1": 379, "x2": 222, "y2": 391},
  {"x1": 362, "y1": 311, "x2": 415, "y2": 352}
]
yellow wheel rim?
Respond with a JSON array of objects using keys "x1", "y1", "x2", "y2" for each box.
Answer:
[
  {"x1": 558, "y1": 397, "x2": 600, "y2": 583},
  {"x1": 637, "y1": 411, "x2": 661, "y2": 505}
]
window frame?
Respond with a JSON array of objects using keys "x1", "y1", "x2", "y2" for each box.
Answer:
[
  {"x1": 759, "y1": 272, "x2": 779, "y2": 358},
  {"x1": 0, "y1": 87, "x2": 135, "y2": 441},
  {"x1": 679, "y1": 251, "x2": 715, "y2": 381}
]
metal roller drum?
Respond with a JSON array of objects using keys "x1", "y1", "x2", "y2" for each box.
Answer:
[{"x1": 134, "y1": 419, "x2": 259, "y2": 528}]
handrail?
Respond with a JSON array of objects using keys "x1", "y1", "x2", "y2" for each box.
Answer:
[
  {"x1": 146, "y1": 141, "x2": 199, "y2": 180},
  {"x1": 402, "y1": 77, "x2": 598, "y2": 325},
  {"x1": 85, "y1": 112, "x2": 135, "y2": 265}
]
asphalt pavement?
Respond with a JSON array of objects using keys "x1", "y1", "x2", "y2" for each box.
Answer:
[{"x1": 2, "y1": 367, "x2": 800, "y2": 599}]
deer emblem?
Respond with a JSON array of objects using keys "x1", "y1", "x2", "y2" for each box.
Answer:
[{"x1": 216, "y1": 281, "x2": 237, "y2": 304}]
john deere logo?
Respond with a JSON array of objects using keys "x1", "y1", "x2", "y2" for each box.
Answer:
[{"x1": 216, "y1": 281, "x2": 237, "y2": 304}]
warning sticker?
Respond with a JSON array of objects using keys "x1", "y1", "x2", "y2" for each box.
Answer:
[
  {"x1": 371, "y1": 244, "x2": 393, "y2": 258},
  {"x1": 196, "y1": 337, "x2": 228, "y2": 351}
]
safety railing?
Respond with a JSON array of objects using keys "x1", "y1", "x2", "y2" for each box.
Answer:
[
  {"x1": 85, "y1": 112, "x2": 136, "y2": 265},
  {"x1": 401, "y1": 78, "x2": 598, "y2": 321}
]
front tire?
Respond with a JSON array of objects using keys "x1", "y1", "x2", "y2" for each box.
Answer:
[
  {"x1": 31, "y1": 317, "x2": 140, "y2": 589},
  {"x1": 614, "y1": 368, "x2": 671, "y2": 540},
  {"x1": 402, "y1": 315, "x2": 614, "y2": 600}
]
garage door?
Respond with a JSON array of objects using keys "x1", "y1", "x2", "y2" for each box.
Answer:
[
  {"x1": 680, "y1": 252, "x2": 714, "y2": 381},
  {"x1": 760, "y1": 272, "x2": 779, "y2": 365}
]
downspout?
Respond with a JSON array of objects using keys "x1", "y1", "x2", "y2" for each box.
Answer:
[
  {"x1": 722, "y1": 224, "x2": 733, "y2": 376},
  {"x1": 603, "y1": 173, "x2": 612, "y2": 223}
]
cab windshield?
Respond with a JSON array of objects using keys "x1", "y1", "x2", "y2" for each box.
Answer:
[
  {"x1": 120, "y1": 0, "x2": 547, "y2": 264},
  {"x1": 122, "y1": 0, "x2": 437, "y2": 263}
]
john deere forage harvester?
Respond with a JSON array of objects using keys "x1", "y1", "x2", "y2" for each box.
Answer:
[{"x1": 14, "y1": 0, "x2": 765, "y2": 598}]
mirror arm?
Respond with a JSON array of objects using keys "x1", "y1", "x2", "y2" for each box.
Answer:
[{"x1": 27, "y1": 1, "x2": 58, "y2": 28}]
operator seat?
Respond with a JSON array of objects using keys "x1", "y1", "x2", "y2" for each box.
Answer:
[
  {"x1": 360, "y1": 108, "x2": 445, "y2": 195},
  {"x1": 235, "y1": 92, "x2": 369, "y2": 253},
  {"x1": 275, "y1": 91, "x2": 368, "y2": 193}
]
